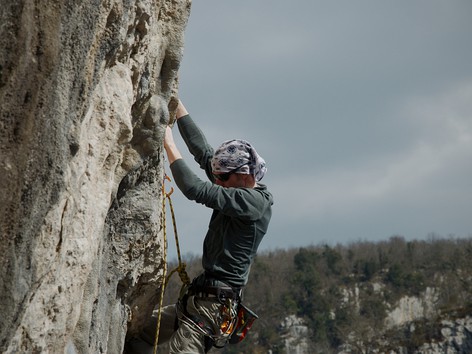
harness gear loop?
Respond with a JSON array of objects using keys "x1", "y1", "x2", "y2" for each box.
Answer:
[{"x1": 153, "y1": 173, "x2": 190, "y2": 354}]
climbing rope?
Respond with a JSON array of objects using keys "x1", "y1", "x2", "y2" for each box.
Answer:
[
  {"x1": 153, "y1": 173, "x2": 190, "y2": 354},
  {"x1": 164, "y1": 183, "x2": 191, "y2": 287}
]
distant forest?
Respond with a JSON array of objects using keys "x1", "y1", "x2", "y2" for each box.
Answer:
[{"x1": 158, "y1": 236, "x2": 472, "y2": 353}]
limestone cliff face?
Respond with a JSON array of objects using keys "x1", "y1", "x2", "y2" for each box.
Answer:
[{"x1": 0, "y1": 0, "x2": 191, "y2": 352}]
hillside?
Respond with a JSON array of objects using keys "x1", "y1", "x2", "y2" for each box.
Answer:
[{"x1": 161, "y1": 236, "x2": 472, "y2": 353}]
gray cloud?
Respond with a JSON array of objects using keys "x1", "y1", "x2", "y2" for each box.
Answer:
[{"x1": 169, "y1": 0, "x2": 472, "y2": 257}]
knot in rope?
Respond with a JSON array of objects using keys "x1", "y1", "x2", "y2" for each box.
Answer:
[{"x1": 176, "y1": 263, "x2": 191, "y2": 285}]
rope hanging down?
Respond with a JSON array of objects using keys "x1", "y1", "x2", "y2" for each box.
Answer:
[{"x1": 153, "y1": 173, "x2": 191, "y2": 354}]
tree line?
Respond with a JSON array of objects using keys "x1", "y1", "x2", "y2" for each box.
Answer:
[{"x1": 159, "y1": 235, "x2": 472, "y2": 353}]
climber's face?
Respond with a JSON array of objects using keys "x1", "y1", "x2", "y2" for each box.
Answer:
[{"x1": 214, "y1": 172, "x2": 255, "y2": 188}]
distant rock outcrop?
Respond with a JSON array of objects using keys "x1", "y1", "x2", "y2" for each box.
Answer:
[
  {"x1": 416, "y1": 316, "x2": 472, "y2": 354},
  {"x1": 280, "y1": 315, "x2": 309, "y2": 354},
  {"x1": 0, "y1": 0, "x2": 190, "y2": 352},
  {"x1": 338, "y1": 286, "x2": 472, "y2": 354},
  {"x1": 282, "y1": 298, "x2": 472, "y2": 354}
]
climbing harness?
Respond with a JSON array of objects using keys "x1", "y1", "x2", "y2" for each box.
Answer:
[
  {"x1": 174, "y1": 280, "x2": 239, "y2": 351},
  {"x1": 153, "y1": 173, "x2": 190, "y2": 354},
  {"x1": 178, "y1": 274, "x2": 258, "y2": 350}
]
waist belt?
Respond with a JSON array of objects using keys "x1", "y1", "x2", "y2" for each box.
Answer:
[{"x1": 191, "y1": 286, "x2": 242, "y2": 302}]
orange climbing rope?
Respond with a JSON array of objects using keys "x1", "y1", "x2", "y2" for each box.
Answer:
[{"x1": 153, "y1": 173, "x2": 190, "y2": 354}]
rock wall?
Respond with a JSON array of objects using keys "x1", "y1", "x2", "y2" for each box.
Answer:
[{"x1": 0, "y1": 0, "x2": 191, "y2": 352}]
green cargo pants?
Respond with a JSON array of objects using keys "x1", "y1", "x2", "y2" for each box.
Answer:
[{"x1": 124, "y1": 295, "x2": 236, "y2": 354}]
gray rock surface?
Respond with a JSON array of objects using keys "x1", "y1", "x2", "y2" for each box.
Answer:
[
  {"x1": 416, "y1": 316, "x2": 472, "y2": 354},
  {"x1": 0, "y1": 0, "x2": 191, "y2": 352}
]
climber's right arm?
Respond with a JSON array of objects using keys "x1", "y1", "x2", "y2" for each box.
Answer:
[{"x1": 164, "y1": 126, "x2": 182, "y2": 164}]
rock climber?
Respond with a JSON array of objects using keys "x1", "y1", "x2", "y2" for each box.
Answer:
[{"x1": 125, "y1": 99, "x2": 273, "y2": 353}]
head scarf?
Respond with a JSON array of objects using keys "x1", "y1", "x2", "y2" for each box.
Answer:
[{"x1": 211, "y1": 139, "x2": 267, "y2": 182}]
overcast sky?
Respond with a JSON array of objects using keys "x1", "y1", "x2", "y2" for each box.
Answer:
[{"x1": 166, "y1": 1, "x2": 472, "y2": 258}]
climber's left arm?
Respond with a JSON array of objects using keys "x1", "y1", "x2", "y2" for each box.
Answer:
[{"x1": 164, "y1": 126, "x2": 182, "y2": 164}]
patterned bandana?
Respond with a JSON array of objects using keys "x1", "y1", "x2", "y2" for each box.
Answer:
[{"x1": 211, "y1": 139, "x2": 267, "y2": 182}]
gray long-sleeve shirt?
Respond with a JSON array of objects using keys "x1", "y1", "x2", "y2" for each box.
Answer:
[{"x1": 170, "y1": 115, "x2": 273, "y2": 288}]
